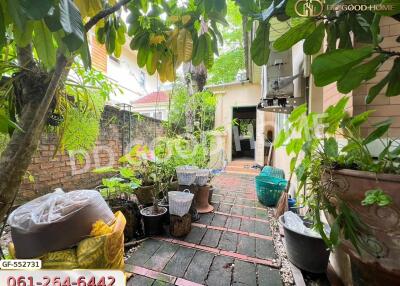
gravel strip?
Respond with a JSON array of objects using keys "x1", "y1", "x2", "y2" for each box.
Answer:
[{"x1": 267, "y1": 208, "x2": 295, "y2": 286}]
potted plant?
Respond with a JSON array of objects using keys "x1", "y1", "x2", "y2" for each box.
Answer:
[
  {"x1": 120, "y1": 145, "x2": 158, "y2": 206},
  {"x1": 275, "y1": 97, "x2": 400, "y2": 284},
  {"x1": 94, "y1": 167, "x2": 142, "y2": 241},
  {"x1": 120, "y1": 144, "x2": 169, "y2": 235}
]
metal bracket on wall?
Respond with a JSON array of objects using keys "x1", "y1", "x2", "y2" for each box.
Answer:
[{"x1": 257, "y1": 96, "x2": 306, "y2": 114}]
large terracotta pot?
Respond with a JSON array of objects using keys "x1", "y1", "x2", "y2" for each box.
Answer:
[
  {"x1": 195, "y1": 185, "x2": 214, "y2": 213},
  {"x1": 324, "y1": 169, "x2": 400, "y2": 285}
]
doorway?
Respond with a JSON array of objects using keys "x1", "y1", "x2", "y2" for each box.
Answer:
[{"x1": 232, "y1": 106, "x2": 257, "y2": 160}]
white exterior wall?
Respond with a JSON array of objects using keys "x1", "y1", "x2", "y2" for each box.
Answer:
[
  {"x1": 106, "y1": 45, "x2": 159, "y2": 104},
  {"x1": 212, "y1": 82, "x2": 265, "y2": 164}
]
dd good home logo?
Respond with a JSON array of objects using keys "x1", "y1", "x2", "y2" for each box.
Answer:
[{"x1": 295, "y1": 0, "x2": 324, "y2": 17}]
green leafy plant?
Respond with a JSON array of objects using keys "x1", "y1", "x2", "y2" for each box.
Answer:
[
  {"x1": 362, "y1": 189, "x2": 392, "y2": 207},
  {"x1": 167, "y1": 84, "x2": 217, "y2": 135},
  {"x1": 275, "y1": 97, "x2": 399, "y2": 250},
  {"x1": 93, "y1": 163, "x2": 141, "y2": 200}
]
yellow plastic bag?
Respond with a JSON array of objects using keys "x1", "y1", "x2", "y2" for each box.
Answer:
[{"x1": 9, "y1": 211, "x2": 126, "y2": 270}]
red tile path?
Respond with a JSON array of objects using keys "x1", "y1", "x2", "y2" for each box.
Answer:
[{"x1": 126, "y1": 161, "x2": 283, "y2": 286}]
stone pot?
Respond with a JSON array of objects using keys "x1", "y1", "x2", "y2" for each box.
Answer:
[
  {"x1": 135, "y1": 185, "x2": 155, "y2": 206},
  {"x1": 323, "y1": 169, "x2": 400, "y2": 285}
]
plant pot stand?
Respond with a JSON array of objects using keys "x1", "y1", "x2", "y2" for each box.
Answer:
[
  {"x1": 196, "y1": 185, "x2": 214, "y2": 214},
  {"x1": 179, "y1": 184, "x2": 200, "y2": 221},
  {"x1": 169, "y1": 214, "x2": 191, "y2": 237},
  {"x1": 140, "y1": 206, "x2": 167, "y2": 236}
]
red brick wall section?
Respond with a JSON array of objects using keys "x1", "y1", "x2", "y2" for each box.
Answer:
[
  {"x1": 18, "y1": 106, "x2": 164, "y2": 203},
  {"x1": 91, "y1": 35, "x2": 108, "y2": 73},
  {"x1": 353, "y1": 17, "x2": 400, "y2": 137},
  {"x1": 323, "y1": 16, "x2": 400, "y2": 136}
]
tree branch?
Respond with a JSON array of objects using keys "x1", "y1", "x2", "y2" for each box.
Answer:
[
  {"x1": 84, "y1": 0, "x2": 132, "y2": 32},
  {"x1": 16, "y1": 45, "x2": 36, "y2": 70}
]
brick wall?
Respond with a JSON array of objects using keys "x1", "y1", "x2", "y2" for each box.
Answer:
[
  {"x1": 18, "y1": 105, "x2": 164, "y2": 202},
  {"x1": 354, "y1": 17, "x2": 400, "y2": 137},
  {"x1": 323, "y1": 17, "x2": 400, "y2": 137}
]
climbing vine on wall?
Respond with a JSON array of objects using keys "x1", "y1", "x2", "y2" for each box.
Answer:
[{"x1": 56, "y1": 63, "x2": 119, "y2": 154}]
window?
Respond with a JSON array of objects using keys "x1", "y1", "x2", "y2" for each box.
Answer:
[
  {"x1": 275, "y1": 113, "x2": 288, "y2": 135},
  {"x1": 155, "y1": 112, "x2": 163, "y2": 120}
]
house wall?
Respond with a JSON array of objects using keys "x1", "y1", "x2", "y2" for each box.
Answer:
[
  {"x1": 107, "y1": 45, "x2": 159, "y2": 104},
  {"x1": 212, "y1": 82, "x2": 264, "y2": 164},
  {"x1": 355, "y1": 17, "x2": 400, "y2": 137},
  {"x1": 91, "y1": 35, "x2": 108, "y2": 73},
  {"x1": 131, "y1": 102, "x2": 169, "y2": 120},
  {"x1": 18, "y1": 106, "x2": 164, "y2": 203},
  {"x1": 270, "y1": 16, "x2": 400, "y2": 286},
  {"x1": 273, "y1": 42, "x2": 304, "y2": 182},
  {"x1": 90, "y1": 35, "x2": 160, "y2": 104}
]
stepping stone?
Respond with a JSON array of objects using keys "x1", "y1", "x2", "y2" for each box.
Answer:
[
  {"x1": 211, "y1": 214, "x2": 228, "y2": 227},
  {"x1": 201, "y1": 229, "x2": 222, "y2": 248},
  {"x1": 237, "y1": 235, "x2": 256, "y2": 257},
  {"x1": 225, "y1": 217, "x2": 241, "y2": 230},
  {"x1": 255, "y1": 221, "x2": 271, "y2": 236},
  {"x1": 206, "y1": 256, "x2": 234, "y2": 286},
  {"x1": 243, "y1": 207, "x2": 256, "y2": 218},
  {"x1": 231, "y1": 206, "x2": 244, "y2": 216},
  {"x1": 242, "y1": 199, "x2": 255, "y2": 207},
  {"x1": 256, "y1": 201, "x2": 266, "y2": 208},
  {"x1": 144, "y1": 243, "x2": 179, "y2": 271},
  {"x1": 256, "y1": 239, "x2": 275, "y2": 259},
  {"x1": 240, "y1": 219, "x2": 255, "y2": 233},
  {"x1": 257, "y1": 265, "x2": 282, "y2": 286},
  {"x1": 152, "y1": 281, "x2": 174, "y2": 286},
  {"x1": 218, "y1": 231, "x2": 238, "y2": 252},
  {"x1": 184, "y1": 226, "x2": 207, "y2": 244},
  {"x1": 128, "y1": 275, "x2": 154, "y2": 286},
  {"x1": 232, "y1": 260, "x2": 257, "y2": 286},
  {"x1": 255, "y1": 209, "x2": 268, "y2": 219},
  {"x1": 163, "y1": 247, "x2": 196, "y2": 278},
  {"x1": 218, "y1": 203, "x2": 232, "y2": 213},
  {"x1": 213, "y1": 196, "x2": 222, "y2": 203},
  {"x1": 198, "y1": 213, "x2": 215, "y2": 225},
  {"x1": 126, "y1": 239, "x2": 163, "y2": 266},
  {"x1": 184, "y1": 251, "x2": 214, "y2": 284}
]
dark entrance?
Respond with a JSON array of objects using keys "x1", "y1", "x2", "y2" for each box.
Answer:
[{"x1": 232, "y1": 106, "x2": 257, "y2": 160}]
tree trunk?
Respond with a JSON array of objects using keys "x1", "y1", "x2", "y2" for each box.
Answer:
[
  {"x1": 184, "y1": 68, "x2": 195, "y2": 134},
  {"x1": 0, "y1": 54, "x2": 68, "y2": 220}
]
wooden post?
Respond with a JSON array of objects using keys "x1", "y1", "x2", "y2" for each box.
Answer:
[{"x1": 170, "y1": 213, "x2": 192, "y2": 237}]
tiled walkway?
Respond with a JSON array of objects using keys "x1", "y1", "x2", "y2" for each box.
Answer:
[{"x1": 126, "y1": 163, "x2": 282, "y2": 286}]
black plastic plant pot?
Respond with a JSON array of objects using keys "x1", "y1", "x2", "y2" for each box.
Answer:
[
  {"x1": 279, "y1": 215, "x2": 330, "y2": 274},
  {"x1": 158, "y1": 200, "x2": 170, "y2": 224},
  {"x1": 140, "y1": 206, "x2": 167, "y2": 236}
]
